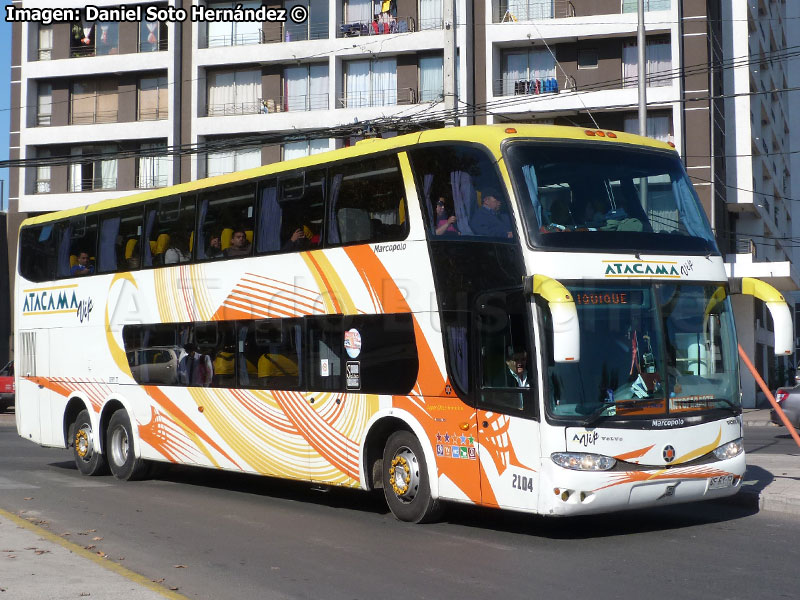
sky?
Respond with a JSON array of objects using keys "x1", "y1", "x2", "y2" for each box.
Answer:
[{"x1": 1, "y1": 7, "x2": 10, "y2": 212}]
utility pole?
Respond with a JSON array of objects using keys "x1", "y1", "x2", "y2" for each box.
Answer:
[
  {"x1": 443, "y1": 0, "x2": 457, "y2": 127},
  {"x1": 638, "y1": 0, "x2": 648, "y2": 209}
]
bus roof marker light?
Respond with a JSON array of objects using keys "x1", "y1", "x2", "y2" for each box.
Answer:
[
  {"x1": 596, "y1": 131, "x2": 606, "y2": 137},
  {"x1": 607, "y1": 132, "x2": 617, "y2": 138},
  {"x1": 584, "y1": 130, "x2": 596, "y2": 136},
  {"x1": 505, "y1": 127, "x2": 517, "y2": 134}
]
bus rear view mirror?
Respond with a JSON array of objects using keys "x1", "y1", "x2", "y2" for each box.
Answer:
[
  {"x1": 524, "y1": 274, "x2": 580, "y2": 363},
  {"x1": 737, "y1": 278, "x2": 793, "y2": 355}
]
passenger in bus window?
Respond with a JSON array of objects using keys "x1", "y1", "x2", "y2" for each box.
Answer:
[
  {"x1": 469, "y1": 190, "x2": 513, "y2": 238},
  {"x1": 224, "y1": 228, "x2": 252, "y2": 258},
  {"x1": 282, "y1": 225, "x2": 313, "y2": 251},
  {"x1": 206, "y1": 233, "x2": 223, "y2": 259},
  {"x1": 434, "y1": 198, "x2": 459, "y2": 235},
  {"x1": 178, "y1": 342, "x2": 213, "y2": 387},
  {"x1": 71, "y1": 251, "x2": 94, "y2": 276},
  {"x1": 164, "y1": 231, "x2": 191, "y2": 264}
]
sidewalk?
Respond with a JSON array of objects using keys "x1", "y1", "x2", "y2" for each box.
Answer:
[
  {"x1": 0, "y1": 509, "x2": 186, "y2": 600},
  {"x1": 734, "y1": 408, "x2": 800, "y2": 515}
]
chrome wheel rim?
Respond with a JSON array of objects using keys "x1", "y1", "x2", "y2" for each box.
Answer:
[{"x1": 110, "y1": 426, "x2": 129, "y2": 467}]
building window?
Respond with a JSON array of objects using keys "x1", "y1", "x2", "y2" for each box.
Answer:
[
  {"x1": 70, "y1": 21, "x2": 119, "y2": 57},
  {"x1": 283, "y1": 139, "x2": 330, "y2": 160},
  {"x1": 622, "y1": 0, "x2": 671, "y2": 13},
  {"x1": 343, "y1": 58, "x2": 397, "y2": 108},
  {"x1": 622, "y1": 39, "x2": 672, "y2": 88},
  {"x1": 37, "y1": 83, "x2": 52, "y2": 126},
  {"x1": 419, "y1": 55, "x2": 443, "y2": 102},
  {"x1": 69, "y1": 146, "x2": 118, "y2": 191},
  {"x1": 35, "y1": 148, "x2": 51, "y2": 194},
  {"x1": 284, "y1": 0, "x2": 329, "y2": 41},
  {"x1": 71, "y1": 79, "x2": 119, "y2": 124},
  {"x1": 138, "y1": 76, "x2": 168, "y2": 120},
  {"x1": 283, "y1": 64, "x2": 329, "y2": 111},
  {"x1": 207, "y1": 69, "x2": 262, "y2": 116},
  {"x1": 139, "y1": 19, "x2": 168, "y2": 52},
  {"x1": 38, "y1": 25, "x2": 53, "y2": 60},
  {"x1": 419, "y1": 0, "x2": 443, "y2": 30},
  {"x1": 138, "y1": 142, "x2": 169, "y2": 189},
  {"x1": 498, "y1": 0, "x2": 554, "y2": 22},
  {"x1": 207, "y1": 1, "x2": 262, "y2": 46},
  {"x1": 623, "y1": 113, "x2": 671, "y2": 142},
  {"x1": 577, "y1": 49, "x2": 598, "y2": 69},
  {"x1": 207, "y1": 146, "x2": 261, "y2": 177},
  {"x1": 500, "y1": 49, "x2": 557, "y2": 96}
]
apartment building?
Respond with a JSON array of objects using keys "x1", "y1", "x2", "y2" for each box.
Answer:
[{"x1": 7, "y1": 0, "x2": 796, "y2": 404}]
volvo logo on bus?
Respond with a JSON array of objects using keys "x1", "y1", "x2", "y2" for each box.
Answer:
[{"x1": 663, "y1": 445, "x2": 677, "y2": 463}]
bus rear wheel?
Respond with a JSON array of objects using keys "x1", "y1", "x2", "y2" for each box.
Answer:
[
  {"x1": 107, "y1": 410, "x2": 148, "y2": 481},
  {"x1": 381, "y1": 431, "x2": 441, "y2": 523},
  {"x1": 71, "y1": 409, "x2": 108, "y2": 476}
]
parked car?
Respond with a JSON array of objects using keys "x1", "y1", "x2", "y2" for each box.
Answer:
[
  {"x1": 127, "y1": 346, "x2": 185, "y2": 385},
  {"x1": 0, "y1": 361, "x2": 14, "y2": 413},
  {"x1": 772, "y1": 385, "x2": 800, "y2": 428}
]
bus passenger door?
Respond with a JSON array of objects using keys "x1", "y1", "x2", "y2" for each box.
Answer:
[
  {"x1": 473, "y1": 291, "x2": 541, "y2": 511},
  {"x1": 16, "y1": 330, "x2": 50, "y2": 445}
]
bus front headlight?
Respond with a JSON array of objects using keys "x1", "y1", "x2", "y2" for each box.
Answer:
[
  {"x1": 551, "y1": 452, "x2": 616, "y2": 471},
  {"x1": 712, "y1": 438, "x2": 743, "y2": 460}
]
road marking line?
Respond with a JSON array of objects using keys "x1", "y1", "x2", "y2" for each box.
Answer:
[{"x1": 0, "y1": 506, "x2": 190, "y2": 600}]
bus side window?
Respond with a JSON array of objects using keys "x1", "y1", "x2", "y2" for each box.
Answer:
[
  {"x1": 326, "y1": 154, "x2": 408, "y2": 246},
  {"x1": 266, "y1": 170, "x2": 325, "y2": 254},
  {"x1": 19, "y1": 224, "x2": 59, "y2": 282},
  {"x1": 475, "y1": 291, "x2": 536, "y2": 417},
  {"x1": 240, "y1": 318, "x2": 303, "y2": 390},
  {"x1": 98, "y1": 207, "x2": 143, "y2": 273},
  {"x1": 59, "y1": 215, "x2": 98, "y2": 278},
  {"x1": 197, "y1": 183, "x2": 256, "y2": 261}
]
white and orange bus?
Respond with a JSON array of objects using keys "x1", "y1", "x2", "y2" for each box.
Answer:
[{"x1": 15, "y1": 124, "x2": 791, "y2": 522}]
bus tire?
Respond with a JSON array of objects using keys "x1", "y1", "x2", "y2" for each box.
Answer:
[
  {"x1": 107, "y1": 410, "x2": 148, "y2": 481},
  {"x1": 382, "y1": 431, "x2": 442, "y2": 523},
  {"x1": 71, "y1": 409, "x2": 108, "y2": 476}
]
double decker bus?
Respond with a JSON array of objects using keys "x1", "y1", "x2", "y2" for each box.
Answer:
[{"x1": 15, "y1": 125, "x2": 791, "y2": 522}]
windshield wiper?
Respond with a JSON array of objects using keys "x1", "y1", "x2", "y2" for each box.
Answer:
[{"x1": 581, "y1": 398, "x2": 657, "y2": 427}]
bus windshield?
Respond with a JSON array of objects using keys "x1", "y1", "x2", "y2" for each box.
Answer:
[
  {"x1": 506, "y1": 141, "x2": 719, "y2": 254},
  {"x1": 546, "y1": 282, "x2": 739, "y2": 423}
]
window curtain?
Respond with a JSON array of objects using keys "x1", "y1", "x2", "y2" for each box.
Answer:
[
  {"x1": 196, "y1": 199, "x2": 209, "y2": 259},
  {"x1": 372, "y1": 58, "x2": 397, "y2": 106},
  {"x1": 69, "y1": 148, "x2": 83, "y2": 192},
  {"x1": 257, "y1": 185, "x2": 282, "y2": 253},
  {"x1": 521, "y1": 164, "x2": 542, "y2": 227},
  {"x1": 57, "y1": 224, "x2": 72, "y2": 278},
  {"x1": 143, "y1": 210, "x2": 156, "y2": 267},
  {"x1": 98, "y1": 217, "x2": 120, "y2": 272},
  {"x1": 97, "y1": 80, "x2": 119, "y2": 123},
  {"x1": 419, "y1": 56, "x2": 443, "y2": 102},
  {"x1": 624, "y1": 114, "x2": 670, "y2": 141},
  {"x1": 39, "y1": 25, "x2": 53, "y2": 58},
  {"x1": 346, "y1": 60, "x2": 370, "y2": 108},
  {"x1": 234, "y1": 0, "x2": 262, "y2": 44},
  {"x1": 207, "y1": 150, "x2": 235, "y2": 177},
  {"x1": 419, "y1": 0, "x2": 443, "y2": 30},
  {"x1": 422, "y1": 173, "x2": 434, "y2": 229},
  {"x1": 309, "y1": 138, "x2": 329, "y2": 154},
  {"x1": 347, "y1": 0, "x2": 372, "y2": 23},
  {"x1": 647, "y1": 40, "x2": 671, "y2": 87},
  {"x1": 100, "y1": 147, "x2": 117, "y2": 189},
  {"x1": 38, "y1": 83, "x2": 52, "y2": 124},
  {"x1": 503, "y1": 52, "x2": 527, "y2": 95},
  {"x1": 308, "y1": 64, "x2": 329, "y2": 110},
  {"x1": 622, "y1": 42, "x2": 638, "y2": 88},
  {"x1": 71, "y1": 81, "x2": 95, "y2": 124},
  {"x1": 285, "y1": 66, "x2": 309, "y2": 111},
  {"x1": 451, "y1": 170, "x2": 475, "y2": 235},
  {"x1": 327, "y1": 174, "x2": 343, "y2": 244},
  {"x1": 207, "y1": 3, "x2": 232, "y2": 46},
  {"x1": 283, "y1": 141, "x2": 309, "y2": 160},
  {"x1": 208, "y1": 72, "x2": 235, "y2": 115},
  {"x1": 36, "y1": 148, "x2": 51, "y2": 193},
  {"x1": 445, "y1": 323, "x2": 469, "y2": 394},
  {"x1": 529, "y1": 49, "x2": 555, "y2": 80},
  {"x1": 235, "y1": 148, "x2": 262, "y2": 172},
  {"x1": 139, "y1": 143, "x2": 167, "y2": 188},
  {"x1": 235, "y1": 70, "x2": 261, "y2": 114}
]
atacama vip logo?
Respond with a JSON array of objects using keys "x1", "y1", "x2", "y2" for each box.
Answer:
[
  {"x1": 22, "y1": 285, "x2": 94, "y2": 322},
  {"x1": 603, "y1": 260, "x2": 681, "y2": 278}
]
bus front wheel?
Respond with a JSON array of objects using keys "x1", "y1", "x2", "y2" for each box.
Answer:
[
  {"x1": 71, "y1": 409, "x2": 108, "y2": 476},
  {"x1": 381, "y1": 431, "x2": 441, "y2": 523},
  {"x1": 107, "y1": 410, "x2": 148, "y2": 481}
]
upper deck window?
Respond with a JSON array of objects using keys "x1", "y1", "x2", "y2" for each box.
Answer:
[{"x1": 506, "y1": 141, "x2": 718, "y2": 254}]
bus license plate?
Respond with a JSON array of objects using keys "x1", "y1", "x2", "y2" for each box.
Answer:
[{"x1": 709, "y1": 475, "x2": 734, "y2": 490}]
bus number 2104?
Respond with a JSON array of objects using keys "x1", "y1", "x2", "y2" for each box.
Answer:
[{"x1": 512, "y1": 474, "x2": 535, "y2": 493}]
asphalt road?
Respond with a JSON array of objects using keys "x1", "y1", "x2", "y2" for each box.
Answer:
[{"x1": 1, "y1": 414, "x2": 798, "y2": 600}]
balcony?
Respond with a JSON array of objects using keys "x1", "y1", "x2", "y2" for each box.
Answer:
[
  {"x1": 206, "y1": 93, "x2": 330, "y2": 116},
  {"x1": 493, "y1": 0, "x2": 574, "y2": 22},
  {"x1": 338, "y1": 16, "x2": 416, "y2": 37},
  {"x1": 71, "y1": 109, "x2": 119, "y2": 125},
  {"x1": 493, "y1": 76, "x2": 559, "y2": 97},
  {"x1": 263, "y1": 22, "x2": 329, "y2": 43},
  {"x1": 338, "y1": 87, "x2": 422, "y2": 108}
]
